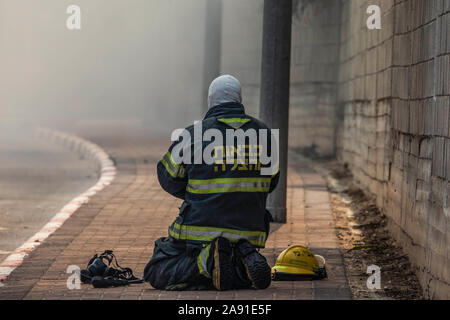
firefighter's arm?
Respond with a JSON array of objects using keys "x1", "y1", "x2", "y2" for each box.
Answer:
[
  {"x1": 157, "y1": 148, "x2": 188, "y2": 200},
  {"x1": 269, "y1": 170, "x2": 280, "y2": 193}
]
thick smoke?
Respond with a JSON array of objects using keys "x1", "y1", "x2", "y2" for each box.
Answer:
[{"x1": 0, "y1": 0, "x2": 209, "y2": 133}]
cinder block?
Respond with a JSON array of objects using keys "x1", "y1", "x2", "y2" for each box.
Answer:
[
  {"x1": 432, "y1": 137, "x2": 446, "y2": 178},
  {"x1": 393, "y1": 34, "x2": 412, "y2": 66},
  {"x1": 445, "y1": 13, "x2": 450, "y2": 54},
  {"x1": 439, "y1": 55, "x2": 450, "y2": 95},
  {"x1": 419, "y1": 137, "x2": 434, "y2": 159},
  {"x1": 420, "y1": 99, "x2": 436, "y2": 136},
  {"x1": 446, "y1": 139, "x2": 450, "y2": 180},
  {"x1": 394, "y1": 0, "x2": 411, "y2": 34},
  {"x1": 366, "y1": 47, "x2": 378, "y2": 74},
  {"x1": 381, "y1": 8, "x2": 395, "y2": 42},
  {"x1": 392, "y1": 67, "x2": 409, "y2": 99},
  {"x1": 403, "y1": 215, "x2": 427, "y2": 247},
  {"x1": 435, "y1": 97, "x2": 449, "y2": 137},
  {"x1": 429, "y1": 225, "x2": 447, "y2": 256},
  {"x1": 435, "y1": 14, "x2": 445, "y2": 56},
  {"x1": 417, "y1": 158, "x2": 432, "y2": 182}
]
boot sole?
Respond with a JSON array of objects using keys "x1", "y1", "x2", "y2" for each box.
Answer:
[{"x1": 241, "y1": 254, "x2": 271, "y2": 289}]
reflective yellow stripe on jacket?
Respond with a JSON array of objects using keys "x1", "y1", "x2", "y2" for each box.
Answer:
[
  {"x1": 197, "y1": 243, "x2": 212, "y2": 278},
  {"x1": 161, "y1": 151, "x2": 186, "y2": 178},
  {"x1": 186, "y1": 177, "x2": 271, "y2": 194},
  {"x1": 169, "y1": 222, "x2": 267, "y2": 248},
  {"x1": 217, "y1": 118, "x2": 251, "y2": 129}
]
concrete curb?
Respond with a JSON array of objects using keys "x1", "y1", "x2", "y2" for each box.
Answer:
[{"x1": 0, "y1": 127, "x2": 116, "y2": 284}]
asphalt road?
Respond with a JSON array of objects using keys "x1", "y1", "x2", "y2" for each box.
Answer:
[{"x1": 0, "y1": 126, "x2": 97, "y2": 262}]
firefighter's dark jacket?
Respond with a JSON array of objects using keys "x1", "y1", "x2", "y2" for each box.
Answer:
[{"x1": 157, "y1": 102, "x2": 280, "y2": 248}]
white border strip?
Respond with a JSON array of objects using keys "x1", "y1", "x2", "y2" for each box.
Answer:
[{"x1": 0, "y1": 127, "x2": 117, "y2": 284}]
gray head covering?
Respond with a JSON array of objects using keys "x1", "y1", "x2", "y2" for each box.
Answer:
[{"x1": 208, "y1": 75, "x2": 242, "y2": 109}]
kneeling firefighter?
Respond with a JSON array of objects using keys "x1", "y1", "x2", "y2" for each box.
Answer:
[{"x1": 143, "y1": 75, "x2": 280, "y2": 290}]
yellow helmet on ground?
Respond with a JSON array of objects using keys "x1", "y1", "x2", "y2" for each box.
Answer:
[{"x1": 271, "y1": 245, "x2": 327, "y2": 281}]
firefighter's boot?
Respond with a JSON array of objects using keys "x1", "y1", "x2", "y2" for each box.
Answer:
[{"x1": 235, "y1": 239, "x2": 271, "y2": 289}]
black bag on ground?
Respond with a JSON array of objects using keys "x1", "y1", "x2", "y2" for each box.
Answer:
[{"x1": 80, "y1": 250, "x2": 143, "y2": 288}]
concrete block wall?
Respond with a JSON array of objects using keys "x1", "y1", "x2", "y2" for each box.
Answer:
[
  {"x1": 337, "y1": 0, "x2": 450, "y2": 299},
  {"x1": 337, "y1": 0, "x2": 394, "y2": 207}
]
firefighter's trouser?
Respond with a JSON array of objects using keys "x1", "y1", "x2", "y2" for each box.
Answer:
[{"x1": 143, "y1": 236, "x2": 252, "y2": 291}]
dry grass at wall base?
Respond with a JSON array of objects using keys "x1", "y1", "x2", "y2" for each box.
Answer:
[{"x1": 309, "y1": 159, "x2": 423, "y2": 300}]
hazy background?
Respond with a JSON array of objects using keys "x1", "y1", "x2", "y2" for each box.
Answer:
[
  {"x1": 0, "y1": 0, "x2": 211, "y2": 133},
  {"x1": 0, "y1": 0, "x2": 214, "y2": 260}
]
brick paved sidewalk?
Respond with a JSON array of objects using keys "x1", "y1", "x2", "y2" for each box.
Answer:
[{"x1": 0, "y1": 128, "x2": 351, "y2": 300}]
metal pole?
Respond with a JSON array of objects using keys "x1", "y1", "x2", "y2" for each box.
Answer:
[
  {"x1": 259, "y1": 0, "x2": 292, "y2": 223},
  {"x1": 202, "y1": 0, "x2": 222, "y2": 113}
]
